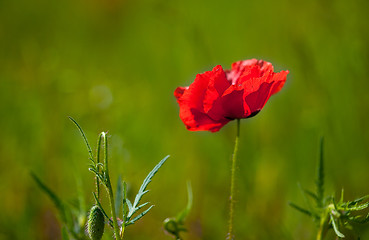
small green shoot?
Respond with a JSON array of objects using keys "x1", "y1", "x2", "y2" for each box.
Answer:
[
  {"x1": 289, "y1": 138, "x2": 369, "y2": 240},
  {"x1": 164, "y1": 182, "x2": 193, "y2": 240}
]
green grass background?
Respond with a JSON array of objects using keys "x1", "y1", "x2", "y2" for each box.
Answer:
[{"x1": 1, "y1": 0, "x2": 369, "y2": 239}]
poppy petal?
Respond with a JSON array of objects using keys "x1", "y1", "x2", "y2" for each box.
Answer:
[{"x1": 181, "y1": 108, "x2": 229, "y2": 132}]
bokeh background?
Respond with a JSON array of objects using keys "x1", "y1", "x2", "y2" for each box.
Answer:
[{"x1": 1, "y1": 0, "x2": 369, "y2": 239}]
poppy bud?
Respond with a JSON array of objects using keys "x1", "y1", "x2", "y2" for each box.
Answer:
[
  {"x1": 163, "y1": 218, "x2": 179, "y2": 235},
  {"x1": 87, "y1": 205, "x2": 105, "y2": 240}
]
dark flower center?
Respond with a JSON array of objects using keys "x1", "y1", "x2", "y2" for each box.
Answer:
[
  {"x1": 246, "y1": 110, "x2": 260, "y2": 118},
  {"x1": 224, "y1": 110, "x2": 261, "y2": 120}
]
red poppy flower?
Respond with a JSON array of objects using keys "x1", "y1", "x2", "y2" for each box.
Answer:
[{"x1": 174, "y1": 59, "x2": 289, "y2": 132}]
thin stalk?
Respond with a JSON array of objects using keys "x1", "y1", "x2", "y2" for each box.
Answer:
[
  {"x1": 120, "y1": 225, "x2": 125, "y2": 239},
  {"x1": 121, "y1": 182, "x2": 128, "y2": 239},
  {"x1": 316, "y1": 222, "x2": 324, "y2": 240},
  {"x1": 316, "y1": 211, "x2": 328, "y2": 240},
  {"x1": 68, "y1": 117, "x2": 93, "y2": 160},
  {"x1": 96, "y1": 132, "x2": 103, "y2": 199},
  {"x1": 102, "y1": 132, "x2": 121, "y2": 240},
  {"x1": 226, "y1": 119, "x2": 241, "y2": 240}
]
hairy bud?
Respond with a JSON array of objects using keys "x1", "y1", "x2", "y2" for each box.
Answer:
[{"x1": 88, "y1": 205, "x2": 105, "y2": 240}]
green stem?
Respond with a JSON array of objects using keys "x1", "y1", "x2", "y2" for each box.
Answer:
[
  {"x1": 120, "y1": 225, "x2": 125, "y2": 239},
  {"x1": 317, "y1": 212, "x2": 328, "y2": 240},
  {"x1": 316, "y1": 226, "x2": 323, "y2": 240},
  {"x1": 96, "y1": 133, "x2": 103, "y2": 200},
  {"x1": 102, "y1": 132, "x2": 121, "y2": 240},
  {"x1": 226, "y1": 119, "x2": 241, "y2": 240}
]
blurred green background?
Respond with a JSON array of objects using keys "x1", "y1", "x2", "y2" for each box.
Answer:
[{"x1": 1, "y1": 0, "x2": 369, "y2": 239}]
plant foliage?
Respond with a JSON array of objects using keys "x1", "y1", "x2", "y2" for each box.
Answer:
[
  {"x1": 32, "y1": 117, "x2": 169, "y2": 240},
  {"x1": 289, "y1": 138, "x2": 369, "y2": 239}
]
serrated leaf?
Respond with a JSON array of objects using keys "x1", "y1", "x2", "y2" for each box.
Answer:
[
  {"x1": 136, "y1": 202, "x2": 150, "y2": 212},
  {"x1": 289, "y1": 202, "x2": 312, "y2": 217},
  {"x1": 127, "y1": 155, "x2": 169, "y2": 221},
  {"x1": 348, "y1": 195, "x2": 369, "y2": 207},
  {"x1": 127, "y1": 205, "x2": 154, "y2": 226},
  {"x1": 133, "y1": 155, "x2": 169, "y2": 207},
  {"x1": 126, "y1": 199, "x2": 133, "y2": 213},
  {"x1": 352, "y1": 202, "x2": 369, "y2": 211},
  {"x1": 304, "y1": 189, "x2": 318, "y2": 202},
  {"x1": 297, "y1": 183, "x2": 315, "y2": 216}
]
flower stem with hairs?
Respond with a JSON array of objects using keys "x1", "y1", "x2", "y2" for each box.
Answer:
[
  {"x1": 100, "y1": 132, "x2": 121, "y2": 239},
  {"x1": 227, "y1": 119, "x2": 240, "y2": 240}
]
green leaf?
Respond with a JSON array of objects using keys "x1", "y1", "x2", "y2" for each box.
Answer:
[
  {"x1": 31, "y1": 172, "x2": 67, "y2": 223},
  {"x1": 348, "y1": 195, "x2": 369, "y2": 207},
  {"x1": 136, "y1": 202, "x2": 150, "y2": 212},
  {"x1": 330, "y1": 214, "x2": 345, "y2": 238},
  {"x1": 288, "y1": 202, "x2": 312, "y2": 217},
  {"x1": 134, "y1": 155, "x2": 169, "y2": 206},
  {"x1": 126, "y1": 198, "x2": 133, "y2": 214},
  {"x1": 127, "y1": 155, "x2": 169, "y2": 221},
  {"x1": 304, "y1": 189, "x2": 318, "y2": 202},
  {"x1": 127, "y1": 205, "x2": 154, "y2": 226},
  {"x1": 352, "y1": 202, "x2": 369, "y2": 211},
  {"x1": 297, "y1": 183, "x2": 315, "y2": 217}
]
